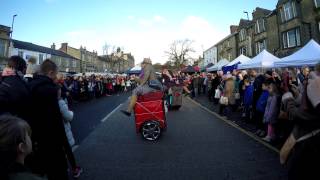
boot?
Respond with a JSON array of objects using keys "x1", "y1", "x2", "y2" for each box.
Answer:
[{"x1": 121, "y1": 95, "x2": 137, "y2": 117}]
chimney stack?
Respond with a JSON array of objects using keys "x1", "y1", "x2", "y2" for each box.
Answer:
[
  {"x1": 51, "y1": 43, "x2": 56, "y2": 50},
  {"x1": 60, "y1": 43, "x2": 68, "y2": 53},
  {"x1": 230, "y1": 25, "x2": 239, "y2": 34}
]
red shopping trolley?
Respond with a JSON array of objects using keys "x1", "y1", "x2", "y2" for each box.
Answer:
[{"x1": 134, "y1": 91, "x2": 167, "y2": 141}]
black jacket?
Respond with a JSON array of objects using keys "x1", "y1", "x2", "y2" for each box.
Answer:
[
  {"x1": 28, "y1": 75, "x2": 68, "y2": 178},
  {"x1": 0, "y1": 75, "x2": 31, "y2": 120},
  {"x1": 28, "y1": 75, "x2": 66, "y2": 148}
]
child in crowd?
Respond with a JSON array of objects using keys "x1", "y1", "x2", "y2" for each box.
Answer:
[
  {"x1": 255, "y1": 81, "x2": 270, "y2": 137},
  {"x1": 0, "y1": 115, "x2": 46, "y2": 180},
  {"x1": 243, "y1": 79, "x2": 254, "y2": 121},
  {"x1": 262, "y1": 83, "x2": 281, "y2": 142},
  {"x1": 57, "y1": 89, "x2": 83, "y2": 178}
]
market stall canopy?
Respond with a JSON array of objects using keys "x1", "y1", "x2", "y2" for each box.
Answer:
[
  {"x1": 181, "y1": 65, "x2": 199, "y2": 73},
  {"x1": 274, "y1": 39, "x2": 320, "y2": 68},
  {"x1": 207, "y1": 59, "x2": 229, "y2": 72},
  {"x1": 201, "y1": 63, "x2": 214, "y2": 72},
  {"x1": 128, "y1": 66, "x2": 142, "y2": 74},
  {"x1": 222, "y1": 55, "x2": 251, "y2": 73},
  {"x1": 238, "y1": 50, "x2": 279, "y2": 69}
]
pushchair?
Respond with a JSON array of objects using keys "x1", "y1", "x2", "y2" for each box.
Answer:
[{"x1": 134, "y1": 91, "x2": 167, "y2": 141}]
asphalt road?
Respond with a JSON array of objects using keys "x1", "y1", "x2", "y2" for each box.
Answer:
[
  {"x1": 71, "y1": 92, "x2": 131, "y2": 144},
  {"x1": 73, "y1": 96, "x2": 287, "y2": 180}
]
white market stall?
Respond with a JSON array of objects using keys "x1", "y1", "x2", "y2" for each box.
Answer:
[
  {"x1": 222, "y1": 55, "x2": 251, "y2": 73},
  {"x1": 274, "y1": 39, "x2": 320, "y2": 68},
  {"x1": 207, "y1": 59, "x2": 230, "y2": 72},
  {"x1": 238, "y1": 50, "x2": 279, "y2": 69}
]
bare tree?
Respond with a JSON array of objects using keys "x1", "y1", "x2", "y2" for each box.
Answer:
[{"x1": 165, "y1": 39, "x2": 195, "y2": 68}]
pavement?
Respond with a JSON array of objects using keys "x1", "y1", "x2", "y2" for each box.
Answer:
[{"x1": 73, "y1": 96, "x2": 288, "y2": 180}]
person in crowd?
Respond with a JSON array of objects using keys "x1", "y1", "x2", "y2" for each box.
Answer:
[
  {"x1": 0, "y1": 56, "x2": 30, "y2": 120},
  {"x1": 121, "y1": 78, "x2": 126, "y2": 92},
  {"x1": 252, "y1": 70, "x2": 265, "y2": 123},
  {"x1": 243, "y1": 78, "x2": 254, "y2": 121},
  {"x1": 212, "y1": 73, "x2": 222, "y2": 104},
  {"x1": 28, "y1": 59, "x2": 69, "y2": 180},
  {"x1": 219, "y1": 75, "x2": 236, "y2": 116},
  {"x1": 126, "y1": 78, "x2": 131, "y2": 91},
  {"x1": 57, "y1": 88, "x2": 83, "y2": 179},
  {"x1": 207, "y1": 73, "x2": 214, "y2": 101},
  {"x1": 262, "y1": 82, "x2": 281, "y2": 142},
  {"x1": 0, "y1": 115, "x2": 46, "y2": 180},
  {"x1": 280, "y1": 62, "x2": 320, "y2": 180},
  {"x1": 88, "y1": 75, "x2": 96, "y2": 99},
  {"x1": 71, "y1": 76, "x2": 80, "y2": 101},
  {"x1": 254, "y1": 80, "x2": 270, "y2": 137},
  {"x1": 24, "y1": 57, "x2": 39, "y2": 82},
  {"x1": 121, "y1": 58, "x2": 162, "y2": 116}
]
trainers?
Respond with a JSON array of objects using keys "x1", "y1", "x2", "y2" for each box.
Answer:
[
  {"x1": 262, "y1": 136, "x2": 272, "y2": 142},
  {"x1": 72, "y1": 166, "x2": 83, "y2": 178}
]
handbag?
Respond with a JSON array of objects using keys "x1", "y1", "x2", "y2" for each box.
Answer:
[
  {"x1": 219, "y1": 96, "x2": 228, "y2": 105},
  {"x1": 214, "y1": 89, "x2": 221, "y2": 99},
  {"x1": 235, "y1": 92, "x2": 240, "y2": 100}
]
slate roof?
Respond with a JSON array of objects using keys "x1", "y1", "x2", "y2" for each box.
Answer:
[{"x1": 13, "y1": 39, "x2": 79, "y2": 60}]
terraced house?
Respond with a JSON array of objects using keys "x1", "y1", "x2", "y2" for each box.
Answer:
[
  {"x1": 59, "y1": 43, "x2": 106, "y2": 73},
  {"x1": 10, "y1": 40, "x2": 80, "y2": 73},
  {"x1": 205, "y1": 0, "x2": 320, "y2": 65}
]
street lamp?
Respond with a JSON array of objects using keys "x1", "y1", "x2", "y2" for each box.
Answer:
[
  {"x1": 243, "y1": 11, "x2": 249, "y2": 21},
  {"x1": 11, "y1": 14, "x2": 17, "y2": 38}
]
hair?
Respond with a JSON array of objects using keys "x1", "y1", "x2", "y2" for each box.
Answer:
[
  {"x1": 0, "y1": 115, "x2": 31, "y2": 178},
  {"x1": 7, "y1": 56, "x2": 27, "y2": 72},
  {"x1": 40, "y1": 59, "x2": 58, "y2": 75}
]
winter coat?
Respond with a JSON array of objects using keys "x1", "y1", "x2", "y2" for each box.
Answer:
[
  {"x1": 58, "y1": 99, "x2": 75, "y2": 147},
  {"x1": 6, "y1": 163, "x2": 47, "y2": 180},
  {"x1": 263, "y1": 94, "x2": 280, "y2": 124},
  {"x1": 0, "y1": 75, "x2": 31, "y2": 120},
  {"x1": 244, "y1": 84, "x2": 254, "y2": 107},
  {"x1": 256, "y1": 90, "x2": 269, "y2": 113},
  {"x1": 28, "y1": 75, "x2": 68, "y2": 175}
]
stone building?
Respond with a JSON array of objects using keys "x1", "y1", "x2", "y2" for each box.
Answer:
[
  {"x1": 0, "y1": 25, "x2": 11, "y2": 71},
  {"x1": 276, "y1": 0, "x2": 320, "y2": 57},
  {"x1": 98, "y1": 48, "x2": 135, "y2": 73},
  {"x1": 59, "y1": 43, "x2": 105, "y2": 72},
  {"x1": 206, "y1": 0, "x2": 320, "y2": 65},
  {"x1": 216, "y1": 32, "x2": 238, "y2": 61}
]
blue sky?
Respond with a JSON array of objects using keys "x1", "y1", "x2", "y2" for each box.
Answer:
[{"x1": 1, "y1": 0, "x2": 278, "y2": 63}]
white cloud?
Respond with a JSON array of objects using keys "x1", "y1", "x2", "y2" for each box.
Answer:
[
  {"x1": 127, "y1": 15, "x2": 135, "y2": 20},
  {"x1": 48, "y1": 16, "x2": 227, "y2": 65},
  {"x1": 153, "y1": 15, "x2": 167, "y2": 24}
]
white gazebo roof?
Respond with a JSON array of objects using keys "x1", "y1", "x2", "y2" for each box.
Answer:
[
  {"x1": 226, "y1": 54, "x2": 251, "y2": 66},
  {"x1": 274, "y1": 39, "x2": 320, "y2": 67},
  {"x1": 238, "y1": 50, "x2": 279, "y2": 69},
  {"x1": 207, "y1": 59, "x2": 230, "y2": 71}
]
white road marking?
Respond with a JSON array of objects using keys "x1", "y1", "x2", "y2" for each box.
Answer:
[{"x1": 101, "y1": 103, "x2": 123, "y2": 122}]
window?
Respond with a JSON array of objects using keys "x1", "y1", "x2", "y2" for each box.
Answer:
[
  {"x1": 239, "y1": 46, "x2": 247, "y2": 55},
  {"x1": 18, "y1": 51, "x2": 24, "y2": 58},
  {"x1": 228, "y1": 53, "x2": 232, "y2": 60},
  {"x1": 239, "y1": 29, "x2": 246, "y2": 41},
  {"x1": 73, "y1": 61, "x2": 77, "y2": 68},
  {"x1": 65, "y1": 59, "x2": 70, "y2": 67},
  {"x1": 255, "y1": 39, "x2": 267, "y2": 54},
  {"x1": 282, "y1": 28, "x2": 301, "y2": 48},
  {"x1": 39, "y1": 54, "x2": 44, "y2": 64},
  {"x1": 255, "y1": 19, "x2": 266, "y2": 34},
  {"x1": 227, "y1": 41, "x2": 230, "y2": 47},
  {"x1": 0, "y1": 39, "x2": 6, "y2": 57},
  {"x1": 58, "y1": 57, "x2": 62, "y2": 66},
  {"x1": 315, "y1": 0, "x2": 320, "y2": 8},
  {"x1": 281, "y1": 1, "x2": 297, "y2": 22}
]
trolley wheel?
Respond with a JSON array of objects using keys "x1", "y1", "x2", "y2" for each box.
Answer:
[{"x1": 141, "y1": 120, "x2": 161, "y2": 141}]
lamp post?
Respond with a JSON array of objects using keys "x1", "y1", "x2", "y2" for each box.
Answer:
[
  {"x1": 11, "y1": 14, "x2": 17, "y2": 38},
  {"x1": 243, "y1": 11, "x2": 249, "y2": 21}
]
